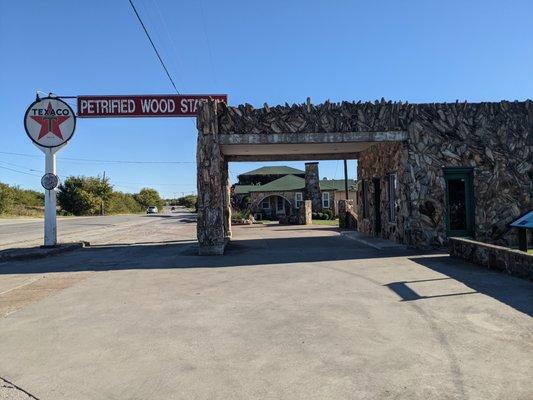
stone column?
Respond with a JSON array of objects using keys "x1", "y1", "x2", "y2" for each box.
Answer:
[
  {"x1": 221, "y1": 159, "x2": 232, "y2": 240},
  {"x1": 338, "y1": 199, "x2": 352, "y2": 228},
  {"x1": 196, "y1": 100, "x2": 226, "y2": 255},
  {"x1": 298, "y1": 200, "x2": 312, "y2": 225},
  {"x1": 338, "y1": 199, "x2": 357, "y2": 229},
  {"x1": 304, "y1": 162, "x2": 322, "y2": 212}
]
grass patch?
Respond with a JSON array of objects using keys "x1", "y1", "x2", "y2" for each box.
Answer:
[
  {"x1": 0, "y1": 205, "x2": 44, "y2": 218},
  {"x1": 312, "y1": 218, "x2": 339, "y2": 226}
]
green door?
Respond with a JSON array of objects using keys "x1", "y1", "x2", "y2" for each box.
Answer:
[{"x1": 444, "y1": 168, "x2": 474, "y2": 237}]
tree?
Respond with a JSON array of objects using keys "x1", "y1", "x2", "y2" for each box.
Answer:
[
  {"x1": 106, "y1": 192, "x2": 143, "y2": 214},
  {"x1": 58, "y1": 176, "x2": 113, "y2": 215},
  {"x1": 0, "y1": 183, "x2": 15, "y2": 214},
  {"x1": 176, "y1": 195, "x2": 197, "y2": 209},
  {"x1": 134, "y1": 188, "x2": 163, "y2": 209}
]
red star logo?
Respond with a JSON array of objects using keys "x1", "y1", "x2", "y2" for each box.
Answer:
[{"x1": 30, "y1": 102, "x2": 70, "y2": 140}]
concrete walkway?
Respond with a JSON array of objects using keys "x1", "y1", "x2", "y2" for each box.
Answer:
[{"x1": 0, "y1": 224, "x2": 531, "y2": 399}]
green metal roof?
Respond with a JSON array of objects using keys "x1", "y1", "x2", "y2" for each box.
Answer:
[
  {"x1": 250, "y1": 175, "x2": 306, "y2": 192},
  {"x1": 239, "y1": 166, "x2": 304, "y2": 176},
  {"x1": 233, "y1": 185, "x2": 256, "y2": 194},
  {"x1": 319, "y1": 179, "x2": 356, "y2": 191},
  {"x1": 234, "y1": 177, "x2": 356, "y2": 194}
]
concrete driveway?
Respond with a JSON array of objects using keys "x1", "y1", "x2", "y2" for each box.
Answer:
[{"x1": 0, "y1": 223, "x2": 531, "y2": 399}]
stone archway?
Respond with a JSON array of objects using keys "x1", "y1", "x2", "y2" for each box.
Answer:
[
  {"x1": 196, "y1": 98, "x2": 531, "y2": 255},
  {"x1": 195, "y1": 99, "x2": 409, "y2": 255},
  {"x1": 250, "y1": 193, "x2": 294, "y2": 222}
]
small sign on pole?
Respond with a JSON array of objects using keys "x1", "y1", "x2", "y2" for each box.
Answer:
[{"x1": 24, "y1": 96, "x2": 76, "y2": 247}]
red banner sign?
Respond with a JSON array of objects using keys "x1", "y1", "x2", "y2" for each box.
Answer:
[{"x1": 77, "y1": 94, "x2": 228, "y2": 118}]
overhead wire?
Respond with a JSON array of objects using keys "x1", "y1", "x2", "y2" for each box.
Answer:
[
  {"x1": 0, "y1": 157, "x2": 197, "y2": 189},
  {"x1": 149, "y1": 0, "x2": 187, "y2": 90},
  {"x1": 9, "y1": 2, "x2": 202, "y2": 194},
  {"x1": 198, "y1": 0, "x2": 218, "y2": 88},
  {"x1": 128, "y1": 0, "x2": 180, "y2": 94},
  {"x1": 0, "y1": 164, "x2": 40, "y2": 177},
  {"x1": 0, "y1": 160, "x2": 41, "y2": 173},
  {"x1": 0, "y1": 151, "x2": 194, "y2": 164}
]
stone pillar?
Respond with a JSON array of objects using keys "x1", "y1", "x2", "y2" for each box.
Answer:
[
  {"x1": 304, "y1": 162, "x2": 322, "y2": 212},
  {"x1": 338, "y1": 199, "x2": 357, "y2": 229},
  {"x1": 196, "y1": 100, "x2": 226, "y2": 255},
  {"x1": 338, "y1": 199, "x2": 352, "y2": 228},
  {"x1": 298, "y1": 200, "x2": 312, "y2": 225},
  {"x1": 222, "y1": 159, "x2": 232, "y2": 240}
]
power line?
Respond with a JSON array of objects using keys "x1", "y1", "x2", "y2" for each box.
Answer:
[
  {"x1": 0, "y1": 151, "x2": 40, "y2": 158},
  {"x1": 128, "y1": 0, "x2": 180, "y2": 94},
  {"x1": 0, "y1": 151, "x2": 194, "y2": 164},
  {"x1": 0, "y1": 164, "x2": 40, "y2": 177},
  {"x1": 198, "y1": 0, "x2": 218, "y2": 87},
  {"x1": 0, "y1": 160, "x2": 40, "y2": 172},
  {"x1": 59, "y1": 156, "x2": 194, "y2": 164},
  {"x1": 150, "y1": 0, "x2": 187, "y2": 90}
]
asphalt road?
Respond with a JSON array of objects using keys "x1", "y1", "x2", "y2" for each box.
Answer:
[
  {"x1": 0, "y1": 223, "x2": 531, "y2": 400},
  {"x1": 0, "y1": 207, "x2": 195, "y2": 249}
]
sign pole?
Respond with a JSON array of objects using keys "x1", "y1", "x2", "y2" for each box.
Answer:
[
  {"x1": 44, "y1": 148, "x2": 57, "y2": 247},
  {"x1": 24, "y1": 95, "x2": 76, "y2": 248}
]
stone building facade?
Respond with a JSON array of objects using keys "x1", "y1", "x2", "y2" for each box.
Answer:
[
  {"x1": 197, "y1": 98, "x2": 531, "y2": 254},
  {"x1": 355, "y1": 102, "x2": 532, "y2": 247}
]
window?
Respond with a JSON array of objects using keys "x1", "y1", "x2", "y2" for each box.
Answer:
[
  {"x1": 295, "y1": 192, "x2": 303, "y2": 208},
  {"x1": 261, "y1": 198, "x2": 270, "y2": 209},
  {"x1": 276, "y1": 197, "x2": 285, "y2": 212},
  {"x1": 362, "y1": 180, "x2": 368, "y2": 218},
  {"x1": 322, "y1": 192, "x2": 331, "y2": 209},
  {"x1": 387, "y1": 173, "x2": 396, "y2": 222}
]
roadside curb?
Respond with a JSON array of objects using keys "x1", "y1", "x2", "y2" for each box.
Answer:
[{"x1": 0, "y1": 241, "x2": 90, "y2": 263}]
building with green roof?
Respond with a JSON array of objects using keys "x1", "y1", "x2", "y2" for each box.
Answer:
[
  {"x1": 237, "y1": 166, "x2": 305, "y2": 186},
  {"x1": 232, "y1": 164, "x2": 356, "y2": 220}
]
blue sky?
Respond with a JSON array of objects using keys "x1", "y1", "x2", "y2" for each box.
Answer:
[{"x1": 1, "y1": 0, "x2": 532, "y2": 198}]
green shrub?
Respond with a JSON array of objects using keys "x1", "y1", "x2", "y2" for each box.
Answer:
[
  {"x1": 0, "y1": 183, "x2": 44, "y2": 216},
  {"x1": 232, "y1": 210, "x2": 249, "y2": 220},
  {"x1": 106, "y1": 192, "x2": 143, "y2": 214},
  {"x1": 312, "y1": 212, "x2": 318, "y2": 219},
  {"x1": 0, "y1": 183, "x2": 15, "y2": 214},
  {"x1": 58, "y1": 176, "x2": 112, "y2": 215},
  {"x1": 176, "y1": 195, "x2": 197, "y2": 209},
  {"x1": 324, "y1": 210, "x2": 334, "y2": 220},
  {"x1": 134, "y1": 188, "x2": 164, "y2": 210}
]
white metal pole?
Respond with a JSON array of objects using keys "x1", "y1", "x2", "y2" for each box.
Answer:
[{"x1": 44, "y1": 148, "x2": 57, "y2": 247}]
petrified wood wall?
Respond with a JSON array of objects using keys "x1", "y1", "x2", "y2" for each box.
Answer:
[
  {"x1": 199, "y1": 99, "x2": 532, "y2": 249},
  {"x1": 357, "y1": 101, "x2": 532, "y2": 246},
  {"x1": 196, "y1": 101, "x2": 227, "y2": 255},
  {"x1": 357, "y1": 142, "x2": 408, "y2": 243}
]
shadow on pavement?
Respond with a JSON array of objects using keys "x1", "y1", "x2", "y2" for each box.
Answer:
[
  {"x1": 406, "y1": 256, "x2": 533, "y2": 317},
  {"x1": 1, "y1": 234, "x2": 531, "y2": 316},
  {"x1": 0, "y1": 234, "x2": 419, "y2": 275}
]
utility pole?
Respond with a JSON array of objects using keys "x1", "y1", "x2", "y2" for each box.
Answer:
[{"x1": 343, "y1": 159, "x2": 349, "y2": 200}]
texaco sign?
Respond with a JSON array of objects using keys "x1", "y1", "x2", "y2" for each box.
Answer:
[{"x1": 24, "y1": 97, "x2": 76, "y2": 148}]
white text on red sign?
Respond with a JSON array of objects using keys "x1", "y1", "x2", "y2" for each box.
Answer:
[{"x1": 77, "y1": 95, "x2": 228, "y2": 118}]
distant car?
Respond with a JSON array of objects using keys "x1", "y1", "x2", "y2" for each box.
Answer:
[
  {"x1": 146, "y1": 206, "x2": 158, "y2": 214},
  {"x1": 171, "y1": 206, "x2": 176, "y2": 212}
]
